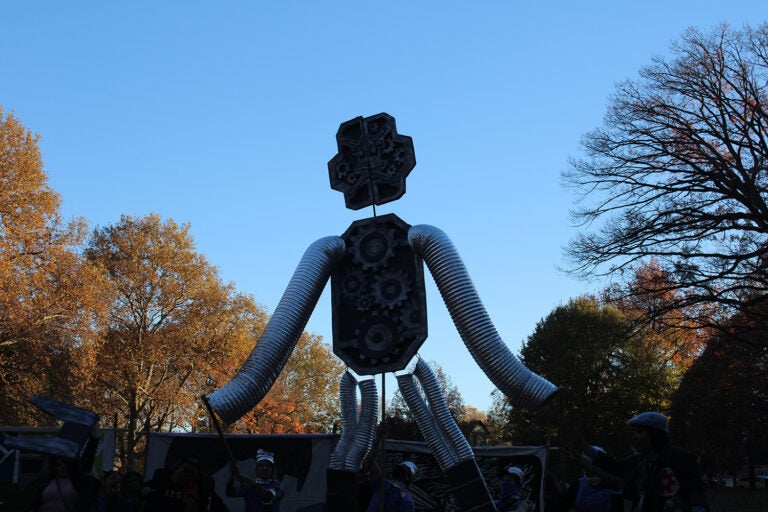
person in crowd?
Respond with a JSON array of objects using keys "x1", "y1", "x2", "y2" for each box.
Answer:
[
  {"x1": 24, "y1": 438, "x2": 101, "y2": 512},
  {"x1": 620, "y1": 412, "x2": 709, "y2": 512},
  {"x1": 366, "y1": 460, "x2": 417, "y2": 512},
  {"x1": 226, "y1": 449, "x2": 284, "y2": 512},
  {"x1": 556, "y1": 447, "x2": 622, "y2": 512},
  {"x1": 120, "y1": 471, "x2": 146, "y2": 512},
  {"x1": 90, "y1": 471, "x2": 130, "y2": 512},
  {"x1": 144, "y1": 453, "x2": 227, "y2": 512},
  {"x1": 494, "y1": 465, "x2": 533, "y2": 512}
]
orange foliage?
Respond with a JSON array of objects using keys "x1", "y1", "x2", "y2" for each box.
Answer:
[{"x1": 0, "y1": 107, "x2": 106, "y2": 425}]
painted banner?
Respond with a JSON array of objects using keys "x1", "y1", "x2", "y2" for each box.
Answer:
[
  {"x1": 144, "y1": 432, "x2": 335, "y2": 512},
  {"x1": 144, "y1": 433, "x2": 548, "y2": 512}
]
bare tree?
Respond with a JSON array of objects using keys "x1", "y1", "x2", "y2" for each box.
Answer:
[{"x1": 564, "y1": 23, "x2": 768, "y2": 337}]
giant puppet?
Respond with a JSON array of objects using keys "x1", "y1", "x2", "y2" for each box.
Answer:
[{"x1": 206, "y1": 113, "x2": 557, "y2": 511}]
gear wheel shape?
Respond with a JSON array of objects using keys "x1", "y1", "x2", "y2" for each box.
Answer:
[
  {"x1": 395, "y1": 300, "x2": 422, "y2": 331},
  {"x1": 373, "y1": 269, "x2": 411, "y2": 309},
  {"x1": 355, "y1": 294, "x2": 374, "y2": 313},
  {"x1": 354, "y1": 315, "x2": 399, "y2": 359},
  {"x1": 340, "y1": 269, "x2": 366, "y2": 300},
  {"x1": 351, "y1": 227, "x2": 396, "y2": 270}
]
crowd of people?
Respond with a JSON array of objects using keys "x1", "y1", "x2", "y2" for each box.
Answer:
[
  {"x1": 550, "y1": 411, "x2": 710, "y2": 512},
  {"x1": 17, "y1": 450, "x2": 284, "y2": 512},
  {"x1": 12, "y1": 410, "x2": 710, "y2": 512},
  {"x1": 356, "y1": 409, "x2": 711, "y2": 512}
]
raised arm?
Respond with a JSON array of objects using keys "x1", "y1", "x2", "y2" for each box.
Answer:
[
  {"x1": 206, "y1": 236, "x2": 346, "y2": 424},
  {"x1": 408, "y1": 224, "x2": 558, "y2": 410}
]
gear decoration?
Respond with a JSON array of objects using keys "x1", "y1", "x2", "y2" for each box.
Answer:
[
  {"x1": 328, "y1": 113, "x2": 416, "y2": 211},
  {"x1": 351, "y1": 227, "x2": 396, "y2": 270},
  {"x1": 395, "y1": 301, "x2": 421, "y2": 331},
  {"x1": 331, "y1": 213, "x2": 427, "y2": 374},
  {"x1": 373, "y1": 270, "x2": 410, "y2": 310}
]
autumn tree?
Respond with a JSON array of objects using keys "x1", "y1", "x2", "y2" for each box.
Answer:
[
  {"x1": 488, "y1": 297, "x2": 674, "y2": 455},
  {"x1": 563, "y1": 23, "x2": 768, "y2": 337},
  {"x1": 0, "y1": 107, "x2": 103, "y2": 425},
  {"x1": 602, "y1": 260, "x2": 710, "y2": 383},
  {"x1": 85, "y1": 213, "x2": 265, "y2": 469}
]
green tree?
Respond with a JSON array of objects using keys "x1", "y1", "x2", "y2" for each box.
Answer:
[
  {"x1": 489, "y1": 297, "x2": 674, "y2": 455},
  {"x1": 563, "y1": 23, "x2": 768, "y2": 335},
  {"x1": 0, "y1": 107, "x2": 102, "y2": 425},
  {"x1": 85, "y1": 213, "x2": 265, "y2": 469}
]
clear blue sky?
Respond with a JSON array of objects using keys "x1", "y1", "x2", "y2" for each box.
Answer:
[{"x1": 1, "y1": 2, "x2": 763, "y2": 412}]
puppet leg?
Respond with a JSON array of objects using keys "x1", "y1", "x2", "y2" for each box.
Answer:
[
  {"x1": 326, "y1": 372, "x2": 378, "y2": 509},
  {"x1": 206, "y1": 236, "x2": 345, "y2": 424},
  {"x1": 408, "y1": 224, "x2": 558, "y2": 410},
  {"x1": 398, "y1": 358, "x2": 497, "y2": 511},
  {"x1": 329, "y1": 371, "x2": 379, "y2": 471}
]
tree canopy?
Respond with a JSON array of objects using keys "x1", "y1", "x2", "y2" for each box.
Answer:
[
  {"x1": 0, "y1": 108, "x2": 353, "y2": 466},
  {"x1": 0, "y1": 108, "x2": 102, "y2": 426},
  {"x1": 602, "y1": 260, "x2": 709, "y2": 381},
  {"x1": 564, "y1": 23, "x2": 768, "y2": 335},
  {"x1": 85, "y1": 214, "x2": 266, "y2": 468},
  {"x1": 671, "y1": 317, "x2": 768, "y2": 474},
  {"x1": 488, "y1": 297, "x2": 674, "y2": 455}
]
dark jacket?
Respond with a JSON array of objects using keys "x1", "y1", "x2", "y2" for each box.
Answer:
[{"x1": 622, "y1": 445, "x2": 709, "y2": 512}]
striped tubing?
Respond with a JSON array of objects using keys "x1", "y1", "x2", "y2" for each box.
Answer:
[
  {"x1": 396, "y1": 372, "x2": 458, "y2": 469},
  {"x1": 329, "y1": 372, "x2": 357, "y2": 469},
  {"x1": 330, "y1": 373, "x2": 378, "y2": 471},
  {"x1": 207, "y1": 236, "x2": 346, "y2": 424},
  {"x1": 413, "y1": 359, "x2": 474, "y2": 462},
  {"x1": 344, "y1": 378, "x2": 378, "y2": 470},
  {"x1": 408, "y1": 225, "x2": 558, "y2": 410}
]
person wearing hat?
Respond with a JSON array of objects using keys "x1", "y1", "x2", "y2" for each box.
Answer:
[
  {"x1": 227, "y1": 449, "x2": 284, "y2": 512},
  {"x1": 620, "y1": 412, "x2": 709, "y2": 512},
  {"x1": 494, "y1": 465, "x2": 533, "y2": 512},
  {"x1": 557, "y1": 447, "x2": 623, "y2": 512},
  {"x1": 366, "y1": 460, "x2": 416, "y2": 512}
]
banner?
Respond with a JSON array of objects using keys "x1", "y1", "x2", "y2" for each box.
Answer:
[
  {"x1": 144, "y1": 433, "x2": 548, "y2": 512},
  {"x1": 144, "y1": 432, "x2": 335, "y2": 512}
]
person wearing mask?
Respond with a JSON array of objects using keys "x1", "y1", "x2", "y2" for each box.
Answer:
[
  {"x1": 226, "y1": 450, "x2": 284, "y2": 512},
  {"x1": 494, "y1": 465, "x2": 533, "y2": 512}
]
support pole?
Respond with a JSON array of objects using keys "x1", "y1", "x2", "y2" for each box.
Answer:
[{"x1": 201, "y1": 395, "x2": 236, "y2": 465}]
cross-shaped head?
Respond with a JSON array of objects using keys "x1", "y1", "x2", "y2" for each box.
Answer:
[{"x1": 328, "y1": 113, "x2": 416, "y2": 210}]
